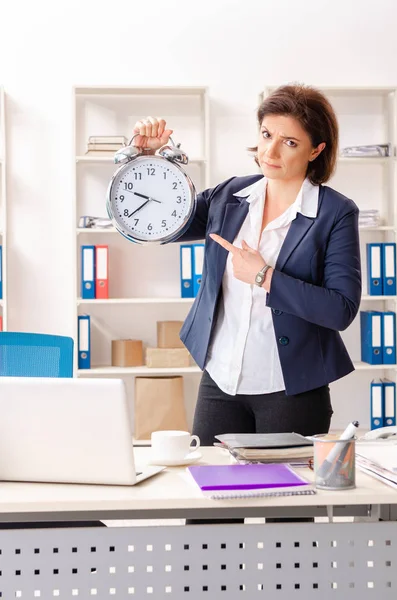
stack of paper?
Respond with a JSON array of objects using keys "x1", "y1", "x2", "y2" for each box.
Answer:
[
  {"x1": 359, "y1": 209, "x2": 380, "y2": 228},
  {"x1": 356, "y1": 441, "x2": 397, "y2": 489},
  {"x1": 215, "y1": 432, "x2": 313, "y2": 464}
]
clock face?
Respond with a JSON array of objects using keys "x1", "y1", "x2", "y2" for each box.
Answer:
[{"x1": 107, "y1": 155, "x2": 196, "y2": 243}]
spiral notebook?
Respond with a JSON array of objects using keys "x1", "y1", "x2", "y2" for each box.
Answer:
[{"x1": 187, "y1": 463, "x2": 315, "y2": 499}]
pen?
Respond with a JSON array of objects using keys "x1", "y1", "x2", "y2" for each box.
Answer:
[{"x1": 316, "y1": 420, "x2": 359, "y2": 479}]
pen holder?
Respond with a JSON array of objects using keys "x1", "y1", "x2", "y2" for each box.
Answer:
[{"x1": 312, "y1": 435, "x2": 356, "y2": 490}]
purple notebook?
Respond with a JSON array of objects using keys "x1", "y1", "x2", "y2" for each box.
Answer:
[{"x1": 187, "y1": 463, "x2": 309, "y2": 492}]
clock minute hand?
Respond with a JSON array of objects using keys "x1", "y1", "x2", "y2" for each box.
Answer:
[
  {"x1": 128, "y1": 199, "x2": 151, "y2": 218},
  {"x1": 133, "y1": 191, "x2": 162, "y2": 204}
]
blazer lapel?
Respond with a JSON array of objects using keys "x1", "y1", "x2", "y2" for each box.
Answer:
[
  {"x1": 215, "y1": 200, "x2": 249, "y2": 284},
  {"x1": 276, "y1": 212, "x2": 314, "y2": 271}
]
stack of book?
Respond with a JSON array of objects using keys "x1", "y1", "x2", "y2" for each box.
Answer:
[
  {"x1": 215, "y1": 432, "x2": 314, "y2": 465},
  {"x1": 85, "y1": 135, "x2": 128, "y2": 155}
]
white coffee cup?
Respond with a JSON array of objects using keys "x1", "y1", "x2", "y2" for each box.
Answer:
[{"x1": 151, "y1": 430, "x2": 200, "y2": 460}]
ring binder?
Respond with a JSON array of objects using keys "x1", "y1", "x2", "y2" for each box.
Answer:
[{"x1": 208, "y1": 489, "x2": 317, "y2": 500}]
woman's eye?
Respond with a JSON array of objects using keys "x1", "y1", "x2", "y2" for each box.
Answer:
[
  {"x1": 286, "y1": 140, "x2": 297, "y2": 147},
  {"x1": 262, "y1": 130, "x2": 270, "y2": 138}
]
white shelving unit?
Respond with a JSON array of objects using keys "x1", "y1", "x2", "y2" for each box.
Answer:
[
  {"x1": 0, "y1": 86, "x2": 7, "y2": 331},
  {"x1": 261, "y1": 85, "x2": 397, "y2": 429},
  {"x1": 73, "y1": 86, "x2": 209, "y2": 429}
]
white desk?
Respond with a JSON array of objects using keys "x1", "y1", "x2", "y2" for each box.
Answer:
[{"x1": 0, "y1": 447, "x2": 396, "y2": 599}]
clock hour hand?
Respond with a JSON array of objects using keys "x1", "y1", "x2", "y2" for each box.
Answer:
[
  {"x1": 127, "y1": 199, "x2": 151, "y2": 218},
  {"x1": 133, "y1": 191, "x2": 162, "y2": 204}
]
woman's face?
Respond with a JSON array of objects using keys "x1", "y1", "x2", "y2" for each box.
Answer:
[{"x1": 257, "y1": 114, "x2": 325, "y2": 182}]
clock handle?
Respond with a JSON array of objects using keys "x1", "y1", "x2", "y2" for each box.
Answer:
[
  {"x1": 115, "y1": 132, "x2": 163, "y2": 164},
  {"x1": 127, "y1": 133, "x2": 176, "y2": 149},
  {"x1": 116, "y1": 134, "x2": 189, "y2": 167}
]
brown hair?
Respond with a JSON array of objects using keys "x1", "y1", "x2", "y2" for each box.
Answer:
[{"x1": 250, "y1": 83, "x2": 339, "y2": 185}]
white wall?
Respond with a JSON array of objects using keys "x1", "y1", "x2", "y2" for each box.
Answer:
[{"x1": 0, "y1": 0, "x2": 396, "y2": 428}]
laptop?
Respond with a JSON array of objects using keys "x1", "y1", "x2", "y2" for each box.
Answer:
[{"x1": 0, "y1": 377, "x2": 165, "y2": 485}]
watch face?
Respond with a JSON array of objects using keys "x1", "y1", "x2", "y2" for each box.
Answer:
[{"x1": 107, "y1": 155, "x2": 196, "y2": 244}]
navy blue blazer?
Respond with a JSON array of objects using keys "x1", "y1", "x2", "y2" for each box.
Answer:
[{"x1": 178, "y1": 174, "x2": 361, "y2": 395}]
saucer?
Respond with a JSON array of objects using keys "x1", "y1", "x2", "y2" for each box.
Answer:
[{"x1": 148, "y1": 450, "x2": 202, "y2": 467}]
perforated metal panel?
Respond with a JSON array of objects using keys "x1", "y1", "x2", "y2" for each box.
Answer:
[{"x1": 0, "y1": 521, "x2": 396, "y2": 598}]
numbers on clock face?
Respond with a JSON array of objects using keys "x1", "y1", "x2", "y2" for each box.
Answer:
[{"x1": 110, "y1": 157, "x2": 192, "y2": 241}]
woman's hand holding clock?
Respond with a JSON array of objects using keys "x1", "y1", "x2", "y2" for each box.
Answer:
[
  {"x1": 133, "y1": 116, "x2": 173, "y2": 153},
  {"x1": 107, "y1": 116, "x2": 196, "y2": 244}
]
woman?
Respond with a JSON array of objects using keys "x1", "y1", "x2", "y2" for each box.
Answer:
[{"x1": 132, "y1": 83, "x2": 361, "y2": 446}]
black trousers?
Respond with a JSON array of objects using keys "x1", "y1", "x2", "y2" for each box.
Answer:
[{"x1": 192, "y1": 370, "x2": 333, "y2": 445}]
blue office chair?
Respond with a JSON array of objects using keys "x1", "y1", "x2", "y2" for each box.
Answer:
[{"x1": 0, "y1": 332, "x2": 74, "y2": 377}]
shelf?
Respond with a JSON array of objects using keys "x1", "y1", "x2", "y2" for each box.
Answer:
[
  {"x1": 361, "y1": 295, "x2": 397, "y2": 301},
  {"x1": 359, "y1": 226, "x2": 395, "y2": 232},
  {"x1": 78, "y1": 296, "x2": 396, "y2": 305},
  {"x1": 77, "y1": 297, "x2": 195, "y2": 305},
  {"x1": 75, "y1": 86, "x2": 208, "y2": 97},
  {"x1": 77, "y1": 227, "x2": 117, "y2": 234},
  {"x1": 76, "y1": 155, "x2": 206, "y2": 164},
  {"x1": 338, "y1": 156, "x2": 390, "y2": 165},
  {"x1": 353, "y1": 362, "x2": 396, "y2": 370},
  {"x1": 77, "y1": 366, "x2": 202, "y2": 376},
  {"x1": 76, "y1": 230, "x2": 201, "y2": 243}
]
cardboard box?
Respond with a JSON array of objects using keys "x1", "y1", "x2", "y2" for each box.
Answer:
[
  {"x1": 134, "y1": 376, "x2": 188, "y2": 440},
  {"x1": 146, "y1": 347, "x2": 190, "y2": 368},
  {"x1": 111, "y1": 339, "x2": 144, "y2": 367},
  {"x1": 157, "y1": 321, "x2": 184, "y2": 348}
]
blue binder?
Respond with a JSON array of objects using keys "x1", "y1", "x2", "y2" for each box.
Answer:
[
  {"x1": 382, "y1": 311, "x2": 396, "y2": 364},
  {"x1": 360, "y1": 310, "x2": 382, "y2": 364},
  {"x1": 382, "y1": 243, "x2": 396, "y2": 296},
  {"x1": 180, "y1": 245, "x2": 194, "y2": 298},
  {"x1": 367, "y1": 243, "x2": 383, "y2": 295},
  {"x1": 382, "y1": 378, "x2": 396, "y2": 427},
  {"x1": 192, "y1": 243, "x2": 205, "y2": 297},
  {"x1": 370, "y1": 379, "x2": 384, "y2": 429},
  {"x1": 0, "y1": 245, "x2": 3, "y2": 300},
  {"x1": 78, "y1": 315, "x2": 91, "y2": 369},
  {"x1": 81, "y1": 245, "x2": 96, "y2": 299}
]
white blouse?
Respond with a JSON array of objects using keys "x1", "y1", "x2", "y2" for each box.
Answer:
[{"x1": 205, "y1": 176, "x2": 319, "y2": 395}]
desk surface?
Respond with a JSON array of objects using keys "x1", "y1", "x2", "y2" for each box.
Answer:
[{"x1": 0, "y1": 447, "x2": 396, "y2": 521}]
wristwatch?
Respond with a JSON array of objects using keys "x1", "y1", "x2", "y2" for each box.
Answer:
[{"x1": 254, "y1": 264, "x2": 271, "y2": 287}]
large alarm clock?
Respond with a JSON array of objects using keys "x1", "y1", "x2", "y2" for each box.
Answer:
[{"x1": 106, "y1": 134, "x2": 197, "y2": 244}]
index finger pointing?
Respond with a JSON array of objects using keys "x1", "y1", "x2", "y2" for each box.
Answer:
[{"x1": 209, "y1": 233, "x2": 238, "y2": 254}]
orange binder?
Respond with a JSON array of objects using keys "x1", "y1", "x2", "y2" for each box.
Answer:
[
  {"x1": 95, "y1": 245, "x2": 109, "y2": 299},
  {"x1": 0, "y1": 316, "x2": 3, "y2": 331}
]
